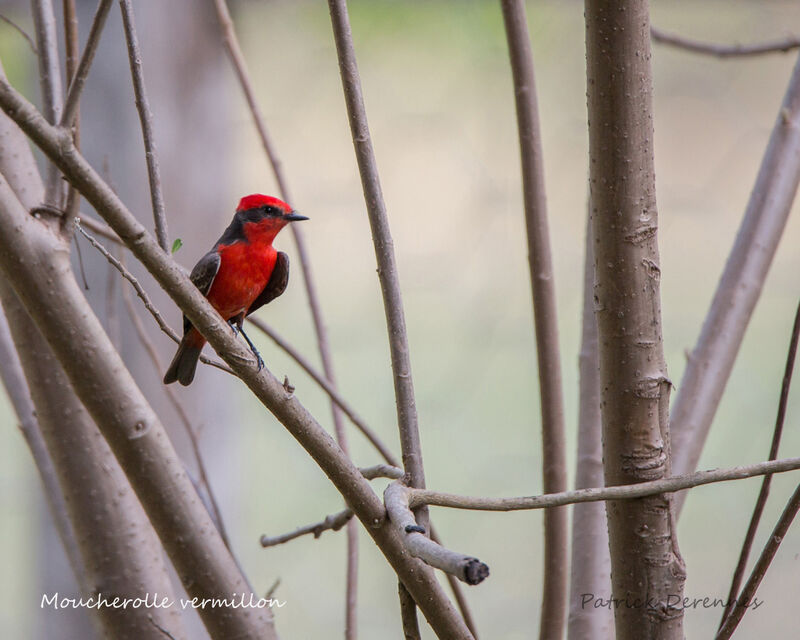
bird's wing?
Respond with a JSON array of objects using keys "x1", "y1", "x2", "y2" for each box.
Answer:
[
  {"x1": 183, "y1": 251, "x2": 221, "y2": 334},
  {"x1": 247, "y1": 251, "x2": 289, "y2": 316}
]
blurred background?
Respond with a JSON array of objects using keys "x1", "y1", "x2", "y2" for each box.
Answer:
[{"x1": 1, "y1": 0, "x2": 799, "y2": 638}]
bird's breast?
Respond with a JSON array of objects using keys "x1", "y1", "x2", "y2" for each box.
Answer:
[{"x1": 206, "y1": 242, "x2": 276, "y2": 319}]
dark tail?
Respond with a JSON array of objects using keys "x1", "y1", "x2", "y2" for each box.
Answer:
[{"x1": 163, "y1": 334, "x2": 203, "y2": 386}]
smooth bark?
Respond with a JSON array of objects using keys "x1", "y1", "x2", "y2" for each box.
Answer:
[{"x1": 585, "y1": 2, "x2": 685, "y2": 638}]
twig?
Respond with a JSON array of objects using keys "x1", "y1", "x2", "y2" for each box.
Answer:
[
  {"x1": 398, "y1": 583, "x2": 421, "y2": 640},
  {"x1": 407, "y1": 456, "x2": 800, "y2": 512},
  {"x1": 261, "y1": 508, "x2": 353, "y2": 548},
  {"x1": 61, "y1": 0, "x2": 81, "y2": 233},
  {"x1": 118, "y1": 0, "x2": 169, "y2": 252},
  {"x1": 75, "y1": 221, "x2": 232, "y2": 374},
  {"x1": 60, "y1": 0, "x2": 113, "y2": 129},
  {"x1": 385, "y1": 482, "x2": 489, "y2": 586},
  {"x1": 0, "y1": 13, "x2": 38, "y2": 54},
  {"x1": 249, "y1": 317, "x2": 399, "y2": 466},
  {"x1": 119, "y1": 252, "x2": 232, "y2": 550},
  {"x1": 670, "y1": 53, "x2": 800, "y2": 500},
  {"x1": 500, "y1": 3, "x2": 568, "y2": 638},
  {"x1": 719, "y1": 298, "x2": 800, "y2": 629},
  {"x1": 259, "y1": 465, "x2": 402, "y2": 547},
  {"x1": 651, "y1": 26, "x2": 800, "y2": 58},
  {"x1": 715, "y1": 482, "x2": 800, "y2": 640},
  {"x1": 30, "y1": 0, "x2": 63, "y2": 205}
]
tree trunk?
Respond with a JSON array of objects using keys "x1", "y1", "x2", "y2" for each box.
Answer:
[{"x1": 585, "y1": 2, "x2": 686, "y2": 638}]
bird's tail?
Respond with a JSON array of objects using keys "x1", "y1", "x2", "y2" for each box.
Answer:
[{"x1": 163, "y1": 331, "x2": 204, "y2": 386}]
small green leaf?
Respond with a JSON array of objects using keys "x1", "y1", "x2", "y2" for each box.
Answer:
[{"x1": 171, "y1": 238, "x2": 183, "y2": 254}]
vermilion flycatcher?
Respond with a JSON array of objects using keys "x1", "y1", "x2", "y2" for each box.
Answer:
[{"x1": 163, "y1": 194, "x2": 308, "y2": 386}]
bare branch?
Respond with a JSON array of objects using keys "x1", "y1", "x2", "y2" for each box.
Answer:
[
  {"x1": 720, "y1": 298, "x2": 800, "y2": 629},
  {"x1": 76, "y1": 221, "x2": 232, "y2": 374},
  {"x1": 407, "y1": 456, "x2": 800, "y2": 511},
  {"x1": 118, "y1": 0, "x2": 168, "y2": 252},
  {"x1": 0, "y1": 76, "x2": 471, "y2": 638},
  {"x1": 60, "y1": 0, "x2": 113, "y2": 129},
  {"x1": 30, "y1": 0, "x2": 62, "y2": 205},
  {"x1": 61, "y1": 0, "x2": 81, "y2": 233},
  {"x1": 359, "y1": 463, "x2": 404, "y2": 480},
  {"x1": 567, "y1": 210, "x2": 613, "y2": 640},
  {"x1": 385, "y1": 482, "x2": 489, "y2": 586},
  {"x1": 651, "y1": 26, "x2": 800, "y2": 58},
  {"x1": 261, "y1": 508, "x2": 353, "y2": 548},
  {"x1": 327, "y1": 0, "x2": 427, "y2": 504},
  {"x1": 715, "y1": 482, "x2": 800, "y2": 640},
  {"x1": 398, "y1": 583, "x2": 422, "y2": 640},
  {"x1": 500, "y1": 2, "x2": 568, "y2": 637},
  {"x1": 671, "y1": 54, "x2": 800, "y2": 500},
  {"x1": 0, "y1": 13, "x2": 38, "y2": 54}
]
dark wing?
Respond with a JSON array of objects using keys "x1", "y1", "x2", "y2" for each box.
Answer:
[
  {"x1": 247, "y1": 251, "x2": 289, "y2": 316},
  {"x1": 183, "y1": 251, "x2": 221, "y2": 334}
]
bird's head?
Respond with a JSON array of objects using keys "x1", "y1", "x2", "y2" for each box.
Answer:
[{"x1": 234, "y1": 194, "x2": 308, "y2": 243}]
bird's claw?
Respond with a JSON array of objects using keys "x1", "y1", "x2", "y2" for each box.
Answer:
[{"x1": 254, "y1": 350, "x2": 264, "y2": 372}]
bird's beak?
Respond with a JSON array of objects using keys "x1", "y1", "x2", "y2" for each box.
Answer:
[{"x1": 285, "y1": 211, "x2": 309, "y2": 222}]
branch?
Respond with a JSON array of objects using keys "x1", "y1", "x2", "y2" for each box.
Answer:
[
  {"x1": 715, "y1": 482, "x2": 800, "y2": 640},
  {"x1": 260, "y1": 464, "x2": 402, "y2": 547},
  {"x1": 385, "y1": 482, "x2": 489, "y2": 586},
  {"x1": 0, "y1": 13, "x2": 38, "y2": 54},
  {"x1": 670, "y1": 53, "x2": 800, "y2": 498},
  {"x1": 61, "y1": 0, "x2": 81, "y2": 233},
  {"x1": 651, "y1": 26, "x2": 800, "y2": 58},
  {"x1": 567, "y1": 209, "x2": 613, "y2": 640},
  {"x1": 30, "y1": 0, "x2": 62, "y2": 205},
  {"x1": 407, "y1": 456, "x2": 800, "y2": 511},
  {"x1": 261, "y1": 508, "x2": 353, "y2": 548},
  {"x1": 60, "y1": 0, "x2": 113, "y2": 129},
  {"x1": 720, "y1": 298, "x2": 800, "y2": 629},
  {"x1": 0, "y1": 76, "x2": 471, "y2": 640},
  {"x1": 500, "y1": 2, "x2": 568, "y2": 637},
  {"x1": 118, "y1": 0, "x2": 169, "y2": 252}
]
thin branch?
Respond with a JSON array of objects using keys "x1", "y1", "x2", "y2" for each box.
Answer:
[
  {"x1": 567, "y1": 208, "x2": 613, "y2": 640},
  {"x1": 651, "y1": 26, "x2": 800, "y2": 58},
  {"x1": 261, "y1": 508, "x2": 353, "y2": 548},
  {"x1": 118, "y1": 0, "x2": 168, "y2": 252},
  {"x1": 327, "y1": 0, "x2": 427, "y2": 502},
  {"x1": 75, "y1": 220, "x2": 232, "y2": 374},
  {"x1": 61, "y1": 0, "x2": 81, "y2": 233},
  {"x1": 720, "y1": 298, "x2": 800, "y2": 629},
  {"x1": 385, "y1": 482, "x2": 489, "y2": 586},
  {"x1": 715, "y1": 482, "x2": 800, "y2": 640},
  {"x1": 407, "y1": 456, "x2": 800, "y2": 512},
  {"x1": 260, "y1": 464, "x2": 403, "y2": 547},
  {"x1": 0, "y1": 13, "x2": 38, "y2": 54},
  {"x1": 60, "y1": 0, "x2": 113, "y2": 129},
  {"x1": 249, "y1": 317, "x2": 399, "y2": 466},
  {"x1": 30, "y1": 0, "x2": 62, "y2": 205},
  {"x1": 0, "y1": 76, "x2": 472, "y2": 639},
  {"x1": 500, "y1": 3, "x2": 568, "y2": 638},
  {"x1": 671, "y1": 53, "x2": 800, "y2": 501},
  {"x1": 119, "y1": 252, "x2": 231, "y2": 550},
  {"x1": 398, "y1": 583, "x2": 422, "y2": 640}
]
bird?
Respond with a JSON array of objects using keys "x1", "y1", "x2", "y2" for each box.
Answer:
[{"x1": 163, "y1": 194, "x2": 308, "y2": 386}]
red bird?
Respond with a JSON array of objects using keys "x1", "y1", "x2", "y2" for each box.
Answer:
[{"x1": 164, "y1": 194, "x2": 308, "y2": 386}]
